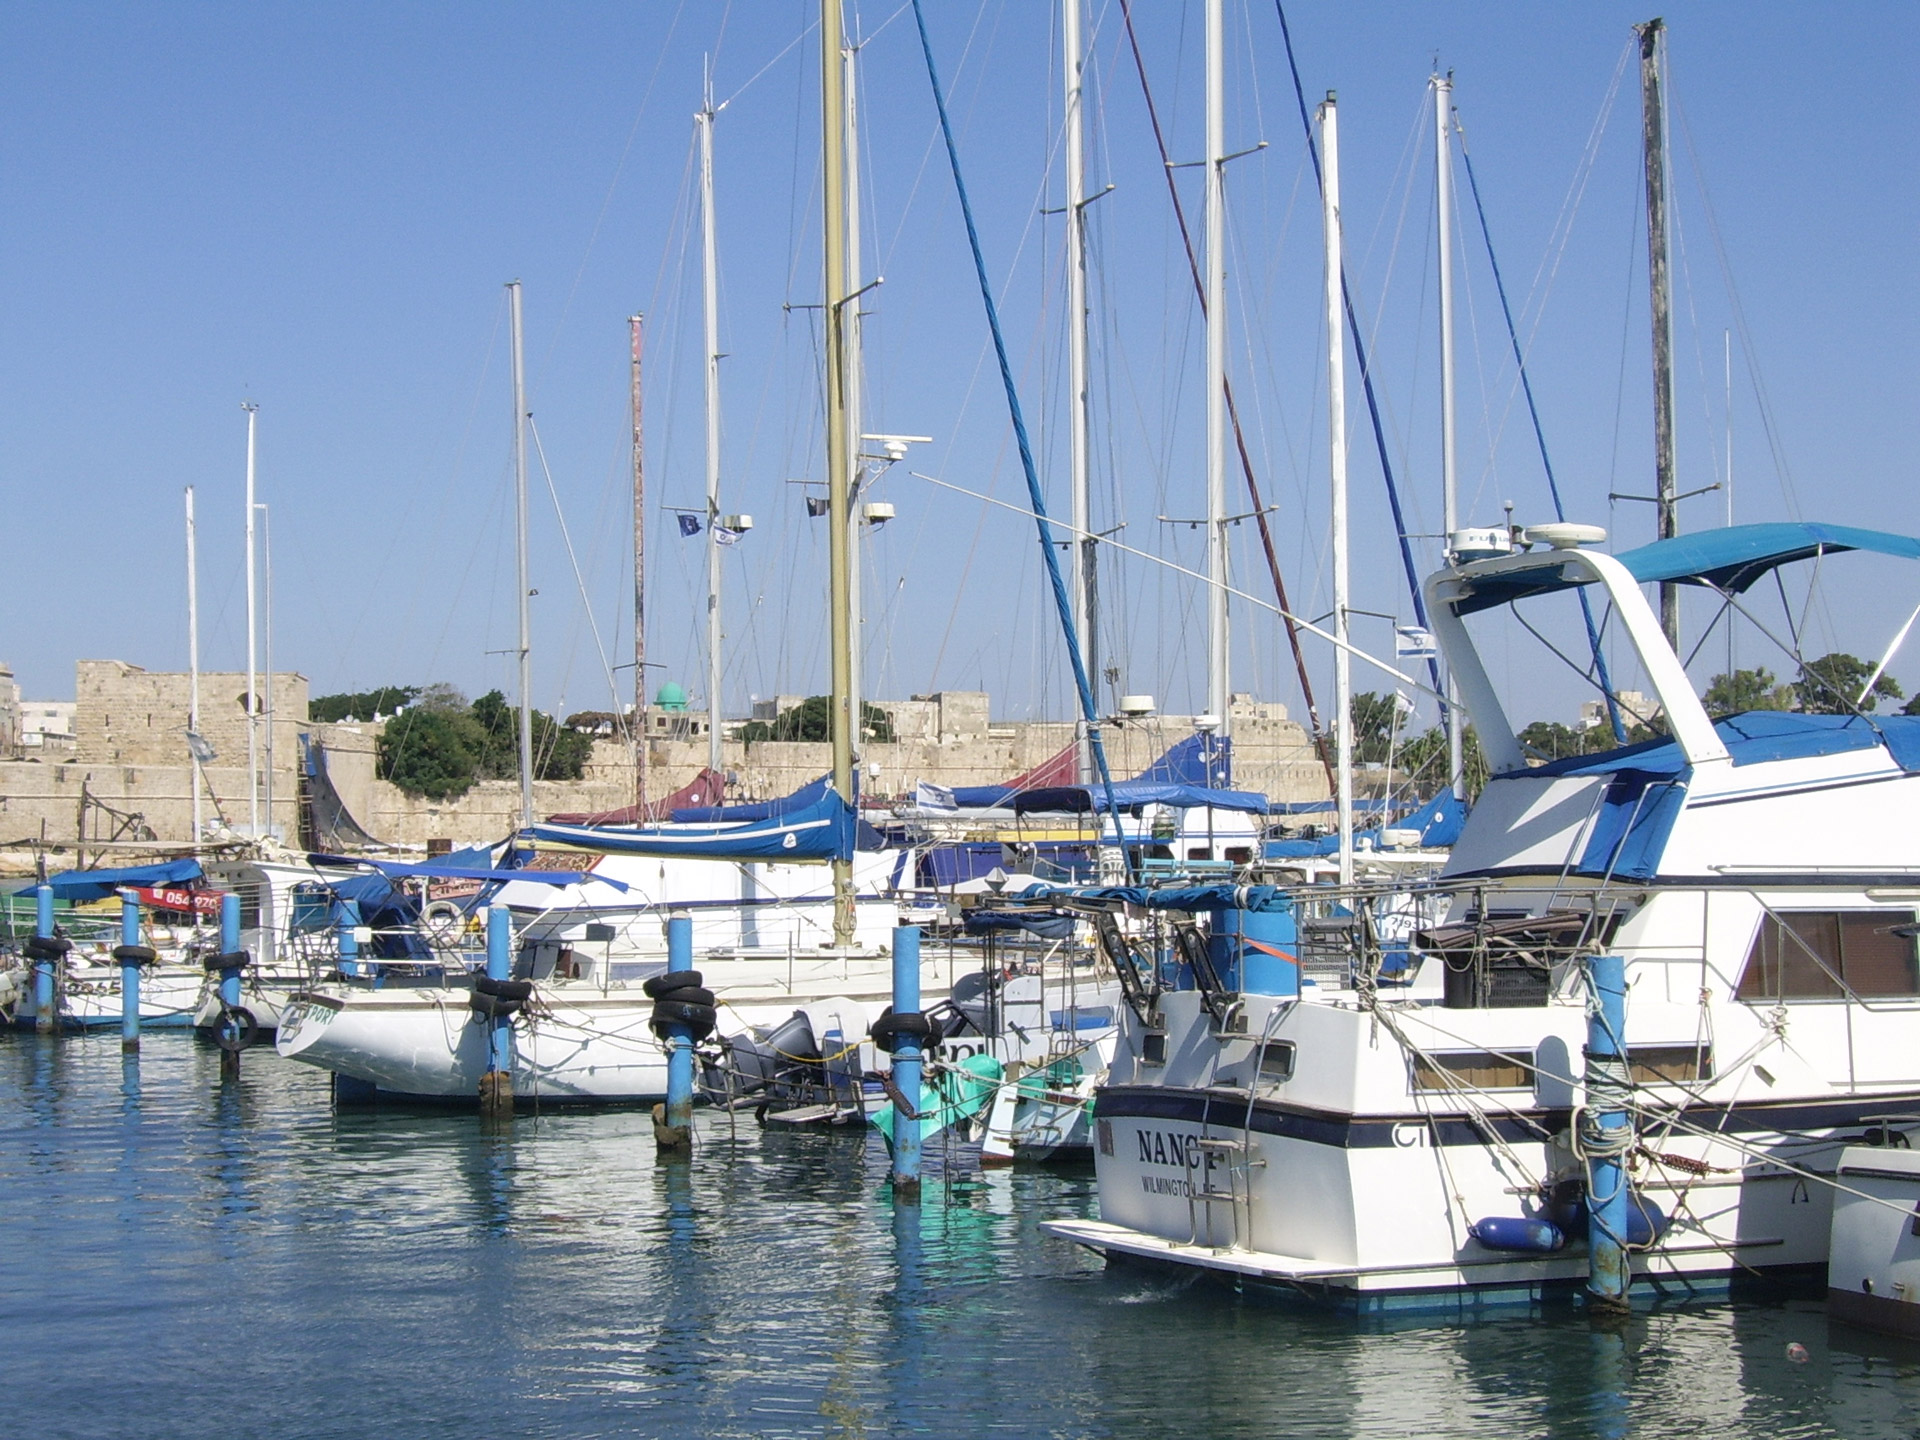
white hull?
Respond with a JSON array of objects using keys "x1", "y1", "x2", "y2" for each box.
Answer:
[{"x1": 277, "y1": 951, "x2": 930, "y2": 1103}]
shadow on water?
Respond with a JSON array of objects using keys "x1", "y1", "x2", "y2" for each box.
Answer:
[{"x1": 4, "y1": 1035, "x2": 1920, "y2": 1437}]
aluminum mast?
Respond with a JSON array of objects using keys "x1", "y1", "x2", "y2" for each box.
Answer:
[
  {"x1": 699, "y1": 83, "x2": 726, "y2": 777},
  {"x1": 242, "y1": 401, "x2": 259, "y2": 837},
  {"x1": 1204, "y1": 0, "x2": 1230, "y2": 734},
  {"x1": 1435, "y1": 72, "x2": 1464, "y2": 802},
  {"x1": 1320, "y1": 91, "x2": 1354, "y2": 888},
  {"x1": 1064, "y1": 0, "x2": 1094, "y2": 780},
  {"x1": 508, "y1": 280, "x2": 533, "y2": 831},
  {"x1": 822, "y1": 0, "x2": 856, "y2": 945}
]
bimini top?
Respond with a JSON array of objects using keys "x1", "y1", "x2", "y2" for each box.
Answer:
[
  {"x1": 1451, "y1": 521, "x2": 1920, "y2": 617},
  {"x1": 1008, "y1": 781, "x2": 1269, "y2": 816}
]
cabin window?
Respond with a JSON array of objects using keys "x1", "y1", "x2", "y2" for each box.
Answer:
[
  {"x1": 1224, "y1": 846, "x2": 1253, "y2": 864},
  {"x1": 1626, "y1": 1045, "x2": 1713, "y2": 1084},
  {"x1": 1735, "y1": 911, "x2": 1920, "y2": 1001},
  {"x1": 1257, "y1": 1040, "x2": 1297, "y2": 1083},
  {"x1": 1411, "y1": 1049, "x2": 1532, "y2": 1093},
  {"x1": 1186, "y1": 847, "x2": 1212, "y2": 861},
  {"x1": 1141, "y1": 1032, "x2": 1167, "y2": 1065}
]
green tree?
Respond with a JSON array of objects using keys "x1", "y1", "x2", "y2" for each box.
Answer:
[
  {"x1": 1796, "y1": 652, "x2": 1902, "y2": 715},
  {"x1": 1702, "y1": 667, "x2": 1793, "y2": 718},
  {"x1": 1396, "y1": 723, "x2": 1489, "y2": 800},
  {"x1": 378, "y1": 707, "x2": 483, "y2": 799},
  {"x1": 311, "y1": 685, "x2": 422, "y2": 723},
  {"x1": 740, "y1": 696, "x2": 895, "y2": 745},
  {"x1": 1349, "y1": 691, "x2": 1399, "y2": 765}
]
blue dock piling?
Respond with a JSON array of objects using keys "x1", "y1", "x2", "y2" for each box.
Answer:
[
  {"x1": 891, "y1": 924, "x2": 924, "y2": 1198},
  {"x1": 1583, "y1": 952, "x2": 1633, "y2": 1311},
  {"x1": 216, "y1": 891, "x2": 247, "y2": 1079},
  {"x1": 652, "y1": 912, "x2": 695, "y2": 1151},
  {"x1": 31, "y1": 883, "x2": 58, "y2": 1033},
  {"x1": 117, "y1": 890, "x2": 143, "y2": 1052},
  {"x1": 479, "y1": 904, "x2": 515, "y2": 1117}
]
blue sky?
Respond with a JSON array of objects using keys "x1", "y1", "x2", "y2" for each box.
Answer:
[{"x1": 5, "y1": 2, "x2": 1916, "y2": 733}]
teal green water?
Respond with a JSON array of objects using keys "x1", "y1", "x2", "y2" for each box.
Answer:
[{"x1": 4, "y1": 1032, "x2": 1920, "y2": 1439}]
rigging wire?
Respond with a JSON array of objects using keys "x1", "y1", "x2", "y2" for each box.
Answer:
[
  {"x1": 1116, "y1": 0, "x2": 1334, "y2": 788},
  {"x1": 1271, "y1": 1, "x2": 1444, "y2": 701}
]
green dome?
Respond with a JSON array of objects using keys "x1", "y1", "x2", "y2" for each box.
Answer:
[{"x1": 654, "y1": 681, "x2": 690, "y2": 712}]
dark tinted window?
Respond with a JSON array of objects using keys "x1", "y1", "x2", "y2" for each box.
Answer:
[{"x1": 1736, "y1": 911, "x2": 1919, "y2": 1001}]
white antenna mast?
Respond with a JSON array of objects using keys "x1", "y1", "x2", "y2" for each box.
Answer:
[
  {"x1": 1321, "y1": 90, "x2": 1354, "y2": 888},
  {"x1": 242, "y1": 401, "x2": 259, "y2": 838}
]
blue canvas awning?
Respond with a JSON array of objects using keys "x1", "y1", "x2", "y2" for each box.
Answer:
[
  {"x1": 1452, "y1": 522, "x2": 1920, "y2": 616},
  {"x1": 21, "y1": 858, "x2": 203, "y2": 904},
  {"x1": 528, "y1": 788, "x2": 856, "y2": 863}
]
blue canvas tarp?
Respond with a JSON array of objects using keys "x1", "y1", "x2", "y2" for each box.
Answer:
[
  {"x1": 308, "y1": 854, "x2": 629, "y2": 892},
  {"x1": 22, "y1": 858, "x2": 203, "y2": 904},
  {"x1": 528, "y1": 788, "x2": 856, "y2": 863},
  {"x1": 1009, "y1": 781, "x2": 1269, "y2": 816},
  {"x1": 671, "y1": 774, "x2": 831, "y2": 824},
  {"x1": 1131, "y1": 732, "x2": 1232, "y2": 787},
  {"x1": 1016, "y1": 881, "x2": 1294, "y2": 914},
  {"x1": 1264, "y1": 789, "x2": 1468, "y2": 859}
]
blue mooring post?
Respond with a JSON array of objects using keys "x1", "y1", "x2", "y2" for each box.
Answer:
[
  {"x1": 479, "y1": 904, "x2": 515, "y2": 1118},
  {"x1": 1583, "y1": 952, "x2": 1633, "y2": 1311},
  {"x1": 653, "y1": 912, "x2": 695, "y2": 1151},
  {"x1": 217, "y1": 891, "x2": 246, "y2": 1079},
  {"x1": 32, "y1": 883, "x2": 57, "y2": 1034},
  {"x1": 118, "y1": 890, "x2": 142, "y2": 1052},
  {"x1": 891, "y1": 923, "x2": 923, "y2": 1198}
]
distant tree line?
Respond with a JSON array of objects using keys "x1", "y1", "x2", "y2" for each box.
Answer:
[
  {"x1": 739, "y1": 695, "x2": 895, "y2": 745},
  {"x1": 312, "y1": 683, "x2": 598, "y2": 799}
]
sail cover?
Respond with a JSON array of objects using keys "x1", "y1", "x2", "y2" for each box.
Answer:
[
  {"x1": 526, "y1": 788, "x2": 856, "y2": 862},
  {"x1": 21, "y1": 858, "x2": 204, "y2": 904}
]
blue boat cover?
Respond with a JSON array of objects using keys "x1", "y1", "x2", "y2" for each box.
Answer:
[
  {"x1": 527, "y1": 788, "x2": 856, "y2": 862},
  {"x1": 22, "y1": 858, "x2": 204, "y2": 903},
  {"x1": 1016, "y1": 882, "x2": 1294, "y2": 914},
  {"x1": 964, "y1": 909, "x2": 1077, "y2": 939},
  {"x1": 1453, "y1": 522, "x2": 1920, "y2": 616},
  {"x1": 671, "y1": 774, "x2": 831, "y2": 823},
  {"x1": 1520, "y1": 711, "x2": 1920, "y2": 780},
  {"x1": 1264, "y1": 789, "x2": 1468, "y2": 859},
  {"x1": 1131, "y1": 732, "x2": 1233, "y2": 788},
  {"x1": 1010, "y1": 781, "x2": 1269, "y2": 815}
]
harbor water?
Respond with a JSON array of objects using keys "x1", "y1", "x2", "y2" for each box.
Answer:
[{"x1": 6, "y1": 1034, "x2": 1920, "y2": 1440}]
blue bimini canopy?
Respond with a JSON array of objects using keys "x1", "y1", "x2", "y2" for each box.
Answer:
[
  {"x1": 1009, "y1": 781, "x2": 1269, "y2": 816},
  {"x1": 528, "y1": 788, "x2": 856, "y2": 863},
  {"x1": 21, "y1": 858, "x2": 203, "y2": 904},
  {"x1": 1265, "y1": 789, "x2": 1468, "y2": 860},
  {"x1": 1453, "y1": 521, "x2": 1920, "y2": 617}
]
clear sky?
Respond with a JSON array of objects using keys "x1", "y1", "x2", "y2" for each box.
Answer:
[{"x1": 5, "y1": 2, "x2": 1916, "y2": 736}]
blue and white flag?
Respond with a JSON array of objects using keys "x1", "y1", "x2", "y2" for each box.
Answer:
[
  {"x1": 913, "y1": 781, "x2": 957, "y2": 813},
  {"x1": 677, "y1": 513, "x2": 702, "y2": 537},
  {"x1": 716, "y1": 526, "x2": 743, "y2": 547},
  {"x1": 1394, "y1": 625, "x2": 1437, "y2": 660}
]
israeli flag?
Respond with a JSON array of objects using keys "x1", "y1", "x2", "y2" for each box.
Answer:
[
  {"x1": 1394, "y1": 625, "x2": 1437, "y2": 660},
  {"x1": 914, "y1": 781, "x2": 957, "y2": 813}
]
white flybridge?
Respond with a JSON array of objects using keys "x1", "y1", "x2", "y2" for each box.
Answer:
[{"x1": 1048, "y1": 520, "x2": 1920, "y2": 1310}]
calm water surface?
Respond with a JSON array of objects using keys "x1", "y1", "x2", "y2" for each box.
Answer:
[{"x1": 4, "y1": 1033, "x2": 1919, "y2": 1439}]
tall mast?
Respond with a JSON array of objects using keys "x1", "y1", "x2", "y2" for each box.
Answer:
[
  {"x1": 699, "y1": 80, "x2": 725, "y2": 777},
  {"x1": 508, "y1": 280, "x2": 534, "y2": 831},
  {"x1": 242, "y1": 401, "x2": 259, "y2": 837},
  {"x1": 843, "y1": 39, "x2": 865, "y2": 757},
  {"x1": 185, "y1": 486, "x2": 203, "y2": 844},
  {"x1": 1204, "y1": 0, "x2": 1230, "y2": 733},
  {"x1": 1638, "y1": 16, "x2": 1679, "y2": 649},
  {"x1": 261, "y1": 503, "x2": 275, "y2": 839},
  {"x1": 822, "y1": 0, "x2": 855, "y2": 945},
  {"x1": 1064, "y1": 0, "x2": 1094, "y2": 782},
  {"x1": 631, "y1": 313, "x2": 649, "y2": 816},
  {"x1": 1434, "y1": 72, "x2": 1464, "y2": 802},
  {"x1": 1320, "y1": 90, "x2": 1353, "y2": 888}
]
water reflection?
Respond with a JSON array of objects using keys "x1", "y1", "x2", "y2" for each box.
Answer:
[{"x1": 2, "y1": 1035, "x2": 1920, "y2": 1437}]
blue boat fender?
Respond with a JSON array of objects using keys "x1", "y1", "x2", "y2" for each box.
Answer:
[
  {"x1": 1469, "y1": 1216, "x2": 1567, "y2": 1253},
  {"x1": 1545, "y1": 1185, "x2": 1670, "y2": 1246}
]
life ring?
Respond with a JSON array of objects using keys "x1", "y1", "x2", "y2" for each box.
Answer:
[{"x1": 214, "y1": 1006, "x2": 257, "y2": 1052}]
